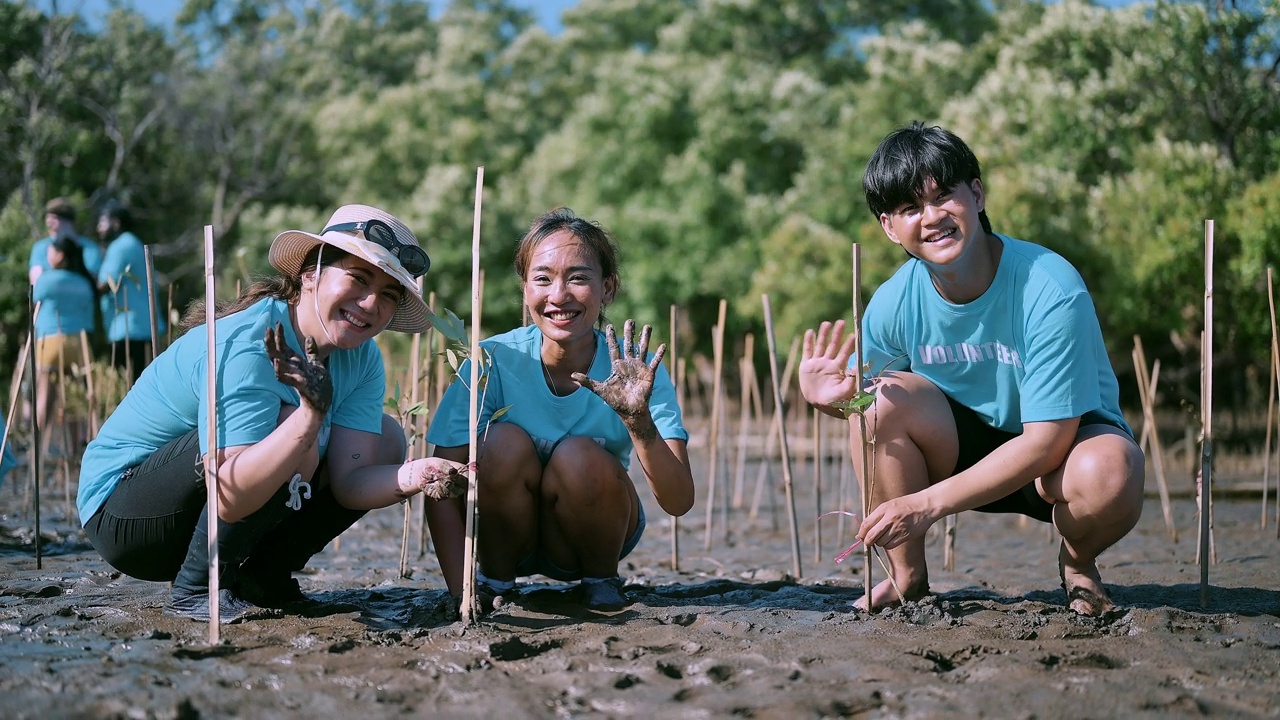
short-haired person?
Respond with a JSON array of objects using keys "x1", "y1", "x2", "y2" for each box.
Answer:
[
  {"x1": 426, "y1": 208, "x2": 694, "y2": 612},
  {"x1": 97, "y1": 202, "x2": 165, "y2": 383},
  {"x1": 798, "y1": 123, "x2": 1144, "y2": 616},
  {"x1": 30, "y1": 197, "x2": 103, "y2": 285},
  {"x1": 78, "y1": 205, "x2": 469, "y2": 623}
]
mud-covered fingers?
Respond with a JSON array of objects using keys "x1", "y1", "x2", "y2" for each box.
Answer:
[
  {"x1": 647, "y1": 342, "x2": 666, "y2": 372},
  {"x1": 570, "y1": 372, "x2": 596, "y2": 391},
  {"x1": 635, "y1": 323, "x2": 652, "y2": 359},
  {"x1": 304, "y1": 335, "x2": 321, "y2": 365},
  {"x1": 605, "y1": 324, "x2": 621, "y2": 363},
  {"x1": 621, "y1": 319, "x2": 636, "y2": 357}
]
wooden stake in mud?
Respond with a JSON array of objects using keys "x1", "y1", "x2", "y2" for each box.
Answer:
[
  {"x1": 731, "y1": 333, "x2": 755, "y2": 510},
  {"x1": 761, "y1": 294, "x2": 802, "y2": 578},
  {"x1": 812, "y1": 405, "x2": 823, "y2": 565},
  {"x1": 144, "y1": 245, "x2": 160, "y2": 363},
  {"x1": 460, "y1": 166, "x2": 485, "y2": 625},
  {"x1": 400, "y1": 279, "x2": 425, "y2": 579},
  {"x1": 1133, "y1": 337, "x2": 1175, "y2": 542},
  {"x1": 1198, "y1": 220, "x2": 1214, "y2": 608},
  {"x1": 78, "y1": 331, "x2": 98, "y2": 439},
  {"x1": 702, "y1": 299, "x2": 727, "y2": 551},
  {"x1": 668, "y1": 304, "x2": 680, "y2": 572},
  {"x1": 853, "y1": 243, "x2": 873, "y2": 609},
  {"x1": 1264, "y1": 267, "x2": 1278, "y2": 531},
  {"x1": 942, "y1": 514, "x2": 957, "y2": 572},
  {"x1": 28, "y1": 289, "x2": 42, "y2": 569},
  {"x1": 203, "y1": 224, "x2": 221, "y2": 641},
  {"x1": 420, "y1": 291, "x2": 439, "y2": 558},
  {"x1": 749, "y1": 337, "x2": 800, "y2": 526}
]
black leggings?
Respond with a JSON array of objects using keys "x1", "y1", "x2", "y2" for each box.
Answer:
[{"x1": 85, "y1": 430, "x2": 365, "y2": 583}]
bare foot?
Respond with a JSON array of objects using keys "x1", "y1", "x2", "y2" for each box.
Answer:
[
  {"x1": 852, "y1": 576, "x2": 930, "y2": 612},
  {"x1": 1058, "y1": 541, "x2": 1114, "y2": 616}
]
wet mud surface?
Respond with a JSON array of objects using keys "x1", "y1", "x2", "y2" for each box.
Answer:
[{"x1": 2, "y1": 461, "x2": 1279, "y2": 718}]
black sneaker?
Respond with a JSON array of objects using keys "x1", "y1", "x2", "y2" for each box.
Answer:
[
  {"x1": 165, "y1": 587, "x2": 273, "y2": 624},
  {"x1": 236, "y1": 569, "x2": 309, "y2": 610},
  {"x1": 580, "y1": 576, "x2": 628, "y2": 612}
]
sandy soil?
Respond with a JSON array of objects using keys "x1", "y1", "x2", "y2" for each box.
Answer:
[{"x1": 2, "y1": 447, "x2": 1278, "y2": 719}]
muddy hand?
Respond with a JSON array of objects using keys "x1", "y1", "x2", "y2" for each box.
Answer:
[
  {"x1": 572, "y1": 319, "x2": 665, "y2": 421},
  {"x1": 264, "y1": 323, "x2": 333, "y2": 414},
  {"x1": 397, "y1": 458, "x2": 473, "y2": 500}
]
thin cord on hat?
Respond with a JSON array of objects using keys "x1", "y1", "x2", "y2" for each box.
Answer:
[{"x1": 311, "y1": 243, "x2": 336, "y2": 345}]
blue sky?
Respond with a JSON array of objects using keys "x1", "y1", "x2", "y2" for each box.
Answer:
[
  {"x1": 38, "y1": 0, "x2": 580, "y2": 32},
  {"x1": 38, "y1": 0, "x2": 1140, "y2": 34}
]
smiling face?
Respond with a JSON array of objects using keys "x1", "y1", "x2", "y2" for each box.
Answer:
[
  {"x1": 299, "y1": 253, "x2": 405, "y2": 353},
  {"x1": 879, "y1": 177, "x2": 987, "y2": 266},
  {"x1": 522, "y1": 229, "x2": 617, "y2": 351}
]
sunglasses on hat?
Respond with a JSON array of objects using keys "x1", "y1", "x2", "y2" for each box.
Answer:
[{"x1": 323, "y1": 219, "x2": 431, "y2": 277}]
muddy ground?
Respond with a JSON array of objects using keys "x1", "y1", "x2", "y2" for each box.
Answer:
[{"x1": 1, "y1": 444, "x2": 1278, "y2": 719}]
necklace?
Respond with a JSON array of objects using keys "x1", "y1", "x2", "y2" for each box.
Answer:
[{"x1": 541, "y1": 357, "x2": 565, "y2": 395}]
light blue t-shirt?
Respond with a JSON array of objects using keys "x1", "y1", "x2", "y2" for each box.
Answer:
[
  {"x1": 30, "y1": 235, "x2": 103, "y2": 278},
  {"x1": 98, "y1": 231, "x2": 165, "y2": 342},
  {"x1": 32, "y1": 268, "x2": 96, "y2": 338},
  {"x1": 427, "y1": 325, "x2": 687, "y2": 469},
  {"x1": 859, "y1": 234, "x2": 1130, "y2": 436},
  {"x1": 77, "y1": 296, "x2": 386, "y2": 523}
]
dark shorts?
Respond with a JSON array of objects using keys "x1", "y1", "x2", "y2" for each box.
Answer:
[
  {"x1": 514, "y1": 504, "x2": 647, "y2": 582},
  {"x1": 946, "y1": 396, "x2": 1130, "y2": 524}
]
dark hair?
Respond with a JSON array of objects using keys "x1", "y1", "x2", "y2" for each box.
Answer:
[
  {"x1": 179, "y1": 245, "x2": 352, "y2": 331},
  {"x1": 100, "y1": 201, "x2": 132, "y2": 232},
  {"x1": 49, "y1": 237, "x2": 99, "y2": 297},
  {"x1": 863, "y1": 121, "x2": 992, "y2": 234},
  {"x1": 514, "y1": 207, "x2": 621, "y2": 327}
]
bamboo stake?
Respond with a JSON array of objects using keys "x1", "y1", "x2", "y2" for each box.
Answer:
[
  {"x1": 78, "y1": 331, "x2": 98, "y2": 438},
  {"x1": 54, "y1": 327, "x2": 70, "y2": 522},
  {"x1": 1265, "y1": 267, "x2": 1278, "y2": 531},
  {"x1": 460, "y1": 166, "x2": 485, "y2": 625},
  {"x1": 28, "y1": 290, "x2": 42, "y2": 569},
  {"x1": 762, "y1": 294, "x2": 802, "y2": 578},
  {"x1": 812, "y1": 406, "x2": 823, "y2": 565},
  {"x1": 401, "y1": 282, "x2": 425, "y2": 579},
  {"x1": 702, "y1": 299, "x2": 728, "y2": 551},
  {"x1": 668, "y1": 304, "x2": 680, "y2": 572},
  {"x1": 0, "y1": 303, "x2": 40, "y2": 482},
  {"x1": 419, "y1": 290, "x2": 436, "y2": 558},
  {"x1": 145, "y1": 245, "x2": 160, "y2": 363},
  {"x1": 166, "y1": 283, "x2": 174, "y2": 346},
  {"x1": 943, "y1": 514, "x2": 956, "y2": 571},
  {"x1": 731, "y1": 333, "x2": 754, "y2": 509},
  {"x1": 853, "y1": 243, "x2": 872, "y2": 609},
  {"x1": 203, "y1": 224, "x2": 221, "y2": 640},
  {"x1": 749, "y1": 337, "x2": 800, "y2": 526},
  {"x1": 1198, "y1": 221, "x2": 1213, "y2": 608},
  {"x1": 1133, "y1": 337, "x2": 1175, "y2": 541}
]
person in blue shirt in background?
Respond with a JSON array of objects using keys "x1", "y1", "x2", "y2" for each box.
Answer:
[
  {"x1": 32, "y1": 236, "x2": 98, "y2": 433},
  {"x1": 96, "y1": 202, "x2": 165, "y2": 383},
  {"x1": 427, "y1": 207, "x2": 694, "y2": 613},
  {"x1": 78, "y1": 204, "x2": 470, "y2": 623},
  {"x1": 30, "y1": 197, "x2": 103, "y2": 286}
]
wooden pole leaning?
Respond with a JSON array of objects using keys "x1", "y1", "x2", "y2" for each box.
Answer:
[
  {"x1": 702, "y1": 299, "x2": 727, "y2": 551},
  {"x1": 1199, "y1": 220, "x2": 1214, "y2": 608},
  {"x1": 749, "y1": 338, "x2": 800, "y2": 526},
  {"x1": 668, "y1": 304, "x2": 680, "y2": 572},
  {"x1": 144, "y1": 245, "x2": 160, "y2": 363},
  {"x1": 762, "y1": 294, "x2": 802, "y2": 579},
  {"x1": 420, "y1": 291, "x2": 439, "y2": 558},
  {"x1": 1132, "y1": 337, "x2": 1175, "y2": 542},
  {"x1": 460, "y1": 166, "x2": 485, "y2": 626},
  {"x1": 1265, "y1": 267, "x2": 1278, "y2": 531},
  {"x1": 0, "y1": 302, "x2": 40, "y2": 486},
  {"x1": 203, "y1": 224, "x2": 221, "y2": 641}
]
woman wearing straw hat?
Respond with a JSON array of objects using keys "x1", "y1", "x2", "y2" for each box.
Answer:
[
  {"x1": 78, "y1": 204, "x2": 469, "y2": 623},
  {"x1": 426, "y1": 207, "x2": 694, "y2": 612}
]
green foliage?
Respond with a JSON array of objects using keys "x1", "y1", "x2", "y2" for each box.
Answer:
[{"x1": 1, "y1": 0, "x2": 1278, "y2": 420}]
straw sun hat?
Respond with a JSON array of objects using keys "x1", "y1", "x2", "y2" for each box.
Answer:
[{"x1": 269, "y1": 204, "x2": 431, "y2": 334}]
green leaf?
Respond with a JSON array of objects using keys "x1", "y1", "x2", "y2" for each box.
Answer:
[{"x1": 490, "y1": 405, "x2": 511, "y2": 422}]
